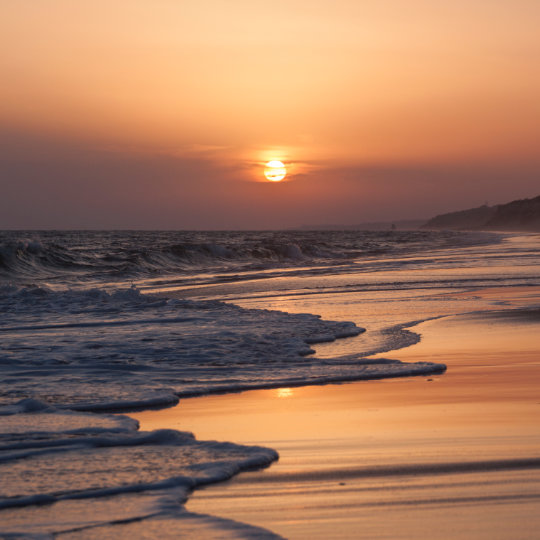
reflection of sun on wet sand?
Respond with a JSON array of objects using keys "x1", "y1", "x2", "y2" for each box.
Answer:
[{"x1": 134, "y1": 299, "x2": 540, "y2": 539}]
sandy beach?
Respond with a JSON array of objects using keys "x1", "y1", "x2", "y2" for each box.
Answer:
[{"x1": 134, "y1": 301, "x2": 540, "y2": 539}]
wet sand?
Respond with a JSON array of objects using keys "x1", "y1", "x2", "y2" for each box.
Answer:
[{"x1": 134, "y1": 308, "x2": 540, "y2": 539}]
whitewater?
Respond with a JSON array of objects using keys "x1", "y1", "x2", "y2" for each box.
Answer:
[{"x1": 1, "y1": 229, "x2": 539, "y2": 538}]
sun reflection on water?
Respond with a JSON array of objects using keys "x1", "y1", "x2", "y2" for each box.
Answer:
[{"x1": 276, "y1": 388, "x2": 294, "y2": 398}]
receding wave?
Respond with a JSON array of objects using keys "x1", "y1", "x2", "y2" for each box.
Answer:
[
  {"x1": 0, "y1": 285, "x2": 445, "y2": 411},
  {"x1": 0, "y1": 403, "x2": 282, "y2": 538}
]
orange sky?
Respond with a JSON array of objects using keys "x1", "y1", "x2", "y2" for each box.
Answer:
[{"x1": 1, "y1": 1, "x2": 539, "y2": 228}]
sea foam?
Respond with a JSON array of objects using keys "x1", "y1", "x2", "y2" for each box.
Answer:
[
  {"x1": 0, "y1": 404, "x2": 280, "y2": 538},
  {"x1": 0, "y1": 285, "x2": 446, "y2": 410}
]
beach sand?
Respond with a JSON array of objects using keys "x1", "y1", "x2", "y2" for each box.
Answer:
[{"x1": 134, "y1": 305, "x2": 540, "y2": 539}]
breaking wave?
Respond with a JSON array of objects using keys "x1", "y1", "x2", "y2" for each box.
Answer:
[{"x1": 0, "y1": 230, "x2": 498, "y2": 287}]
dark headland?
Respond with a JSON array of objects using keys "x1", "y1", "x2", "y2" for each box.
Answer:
[{"x1": 421, "y1": 195, "x2": 540, "y2": 232}]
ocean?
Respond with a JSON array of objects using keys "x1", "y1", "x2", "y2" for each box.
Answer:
[{"x1": 1, "y1": 229, "x2": 539, "y2": 538}]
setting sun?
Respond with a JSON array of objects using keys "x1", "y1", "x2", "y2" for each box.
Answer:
[{"x1": 264, "y1": 161, "x2": 287, "y2": 182}]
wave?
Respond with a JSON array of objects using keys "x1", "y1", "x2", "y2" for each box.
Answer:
[
  {"x1": 0, "y1": 285, "x2": 446, "y2": 411},
  {"x1": 0, "y1": 402, "x2": 281, "y2": 538},
  {"x1": 0, "y1": 230, "x2": 499, "y2": 286}
]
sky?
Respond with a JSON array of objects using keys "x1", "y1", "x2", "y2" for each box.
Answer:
[{"x1": 1, "y1": 0, "x2": 539, "y2": 229}]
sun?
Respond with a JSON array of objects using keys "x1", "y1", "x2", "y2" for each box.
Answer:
[{"x1": 264, "y1": 160, "x2": 287, "y2": 182}]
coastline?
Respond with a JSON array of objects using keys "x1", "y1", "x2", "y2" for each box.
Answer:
[
  {"x1": 2, "y1": 232, "x2": 539, "y2": 537},
  {"x1": 134, "y1": 305, "x2": 540, "y2": 539}
]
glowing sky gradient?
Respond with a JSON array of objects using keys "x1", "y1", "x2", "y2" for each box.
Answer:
[{"x1": 1, "y1": 1, "x2": 539, "y2": 228}]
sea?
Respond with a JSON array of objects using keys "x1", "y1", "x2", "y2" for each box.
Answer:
[{"x1": 1, "y1": 229, "x2": 539, "y2": 538}]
